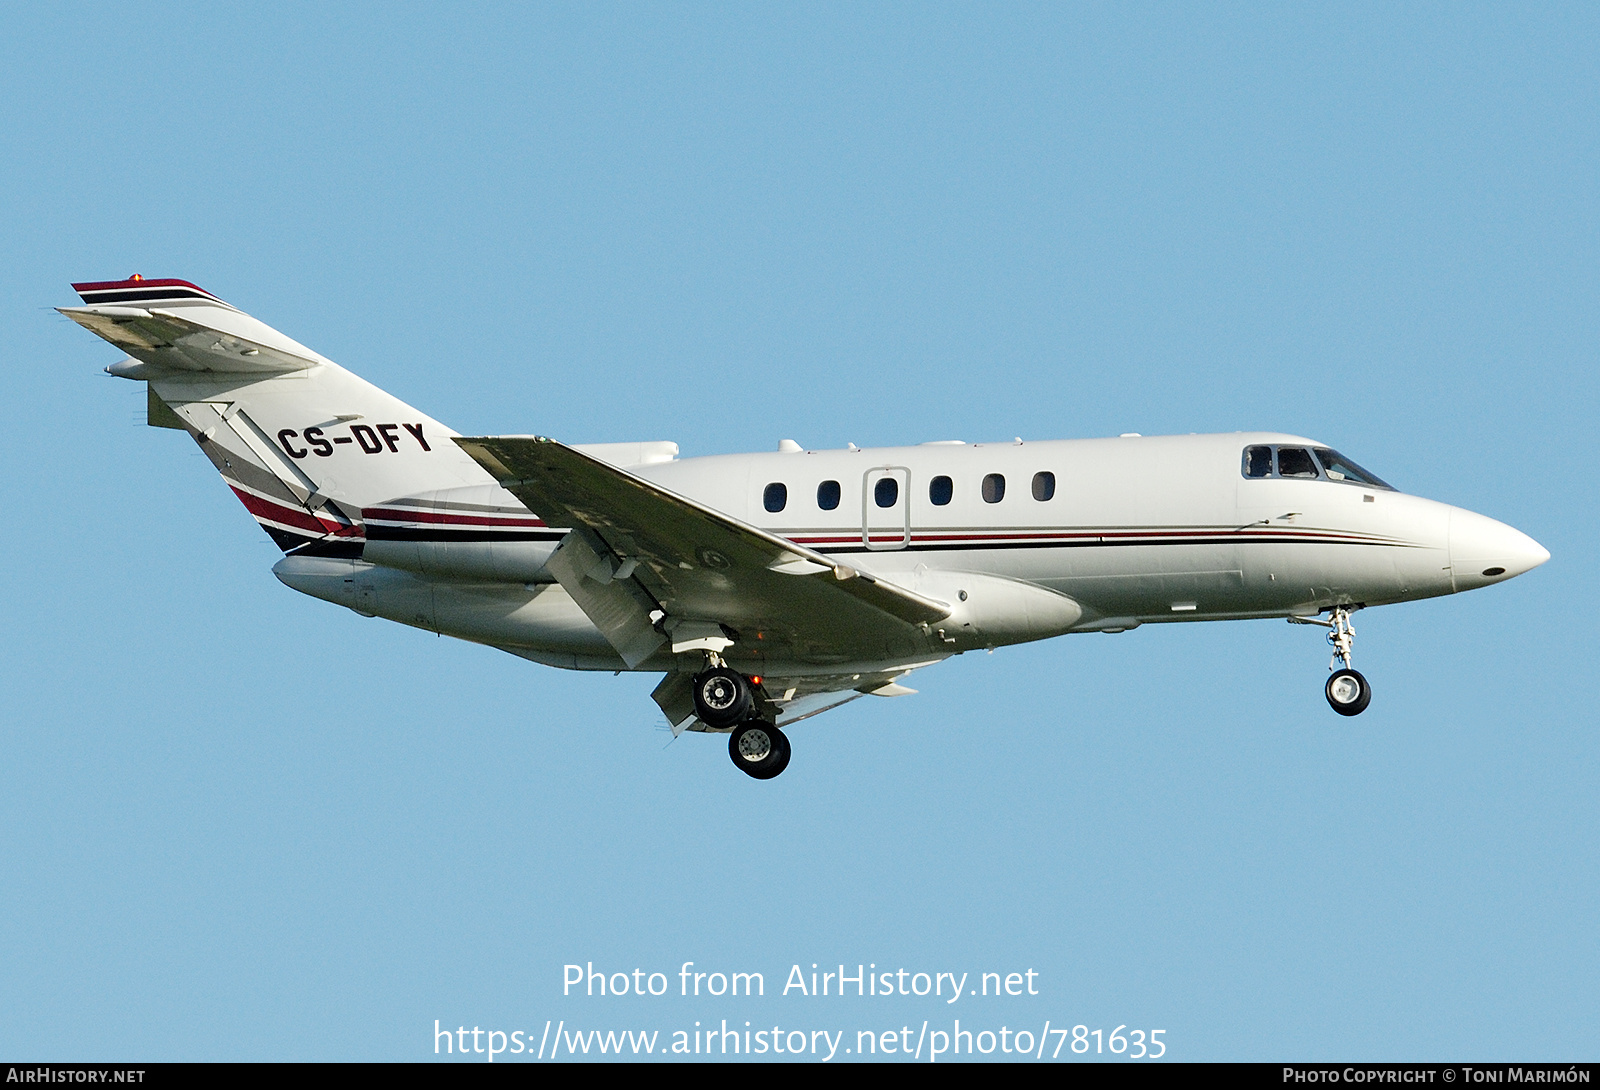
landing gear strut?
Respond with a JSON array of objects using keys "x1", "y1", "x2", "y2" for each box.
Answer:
[
  {"x1": 729, "y1": 720, "x2": 791, "y2": 780},
  {"x1": 1292, "y1": 605, "x2": 1372, "y2": 716}
]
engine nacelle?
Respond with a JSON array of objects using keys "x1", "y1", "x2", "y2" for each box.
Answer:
[
  {"x1": 910, "y1": 569, "x2": 1083, "y2": 648},
  {"x1": 362, "y1": 537, "x2": 560, "y2": 583}
]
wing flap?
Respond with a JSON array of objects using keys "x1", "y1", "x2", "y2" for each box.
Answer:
[
  {"x1": 544, "y1": 529, "x2": 667, "y2": 667},
  {"x1": 652, "y1": 663, "x2": 936, "y2": 735}
]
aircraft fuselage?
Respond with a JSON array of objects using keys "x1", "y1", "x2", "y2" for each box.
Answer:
[{"x1": 274, "y1": 431, "x2": 1545, "y2": 674}]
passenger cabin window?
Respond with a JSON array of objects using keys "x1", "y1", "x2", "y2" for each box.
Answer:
[
  {"x1": 1032, "y1": 471, "x2": 1055, "y2": 501},
  {"x1": 982, "y1": 473, "x2": 1005, "y2": 503},
  {"x1": 817, "y1": 480, "x2": 841, "y2": 510},
  {"x1": 929, "y1": 475, "x2": 953, "y2": 506},
  {"x1": 874, "y1": 477, "x2": 899, "y2": 508},
  {"x1": 1276, "y1": 447, "x2": 1318, "y2": 478},
  {"x1": 763, "y1": 482, "x2": 787, "y2": 513},
  {"x1": 1244, "y1": 446, "x2": 1272, "y2": 478}
]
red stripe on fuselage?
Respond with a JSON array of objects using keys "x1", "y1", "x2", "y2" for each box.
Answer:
[
  {"x1": 786, "y1": 527, "x2": 1400, "y2": 547},
  {"x1": 362, "y1": 507, "x2": 546, "y2": 528},
  {"x1": 231, "y1": 487, "x2": 362, "y2": 538}
]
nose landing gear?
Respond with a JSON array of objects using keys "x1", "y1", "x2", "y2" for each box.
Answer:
[{"x1": 1291, "y1": 606, "x2": 1372, "y2": 716}]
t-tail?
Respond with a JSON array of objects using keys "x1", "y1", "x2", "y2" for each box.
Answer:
[{"x1": 61, "y1": 277, "x2": 495, "y2": 552}]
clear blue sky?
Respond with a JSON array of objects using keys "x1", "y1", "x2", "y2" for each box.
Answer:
[{"x1": 2, "y1": 2, "x2": 1594, "y2": 1062}]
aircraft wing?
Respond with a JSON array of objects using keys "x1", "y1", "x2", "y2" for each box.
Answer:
[{"x1": 454, "y1": 436, "x2": 951, "y2": 669}]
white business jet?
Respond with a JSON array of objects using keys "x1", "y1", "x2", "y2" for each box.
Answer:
[{"x1": 62, "y1": 278, "x2": 1549, "y2": 779}]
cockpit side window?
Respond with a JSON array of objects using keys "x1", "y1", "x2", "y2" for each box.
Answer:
[
  {"x1": 1276, "y1": 447, "x2": 1318, "y2": 478},
  {"x1": 1313, "y1": 448, "x2": 1393, "y2": 490},
  {"x1": 1244, "y1": 446, "x2": 1273, "y2": 478}
]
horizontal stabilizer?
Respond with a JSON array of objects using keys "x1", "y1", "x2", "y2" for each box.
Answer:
[{"x1": 60, "y1": 278, "x2": 329, "y2": 374}]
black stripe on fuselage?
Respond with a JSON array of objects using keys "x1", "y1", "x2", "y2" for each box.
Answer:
[
  {"x1": 359, "y1": 528, "x2": 1408, "y2": 551},
  {"x1": 363, "y1": 527, "x2": 567, "y2": 543},
  {"x1": 808, "y1": 534, "x2": 1416, "y2": 555},
  {"x1": 267, "y1": 526, "x2": 324, "y2": 553},
  {"x1": 285, "y1": 538, "x2": 366, "y2": 559}
]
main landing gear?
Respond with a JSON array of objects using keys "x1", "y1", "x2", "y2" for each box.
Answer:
[
  {"x1": 691, "y1": 666, "x2": 752, "y2": 728},
  {"x1": 690, "y1": 665, "x2": 792, "y2": 779},
  {"x1": 729, "y1": 720, "x2": 791, "y2": 780},
  {"x1": 1291, "y1": 605, "x2": 1372, "y2": 716}
]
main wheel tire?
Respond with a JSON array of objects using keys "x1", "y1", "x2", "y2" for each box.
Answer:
[
  {"x1": 756, "y1": 730, "x2": 791, "y2": 780},
  {"x1": 693, "y1": 667, "x2": 752, "y2": 728},
  {"x1": 1325, "y1": 668, "x2": 1372, "y2": 716},
  {"x1": 729, "y1": 722, "x2": 790, "y2": 779}
]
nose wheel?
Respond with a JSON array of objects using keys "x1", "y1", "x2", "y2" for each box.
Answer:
[
  {"x1": 1292, "y1": 606, "x2": 1373, "y2": 716},
  {"x1": 1325, "y1": 668, "x2": 1371, "y2": 716},
  {"x1": 729, "y1": 721, "x2": 791, "y2": 779}
]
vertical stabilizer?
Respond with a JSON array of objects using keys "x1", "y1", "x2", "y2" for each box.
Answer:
[{"x1": 62, "y1": 278, "x2": 492, "y2": 551}]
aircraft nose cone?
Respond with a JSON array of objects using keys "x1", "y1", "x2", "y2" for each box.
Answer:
[{"x1": 1449, "y1": 508, "x2": 1550, "y2": 589}]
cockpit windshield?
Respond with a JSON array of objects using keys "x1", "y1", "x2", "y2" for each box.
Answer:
[
  {"x1": 1312, "y1": 448, "x2": 1392, "y2": 490},
  {"x1": 1241, "y1": 444, "x2": 1394, "y2": 490}
]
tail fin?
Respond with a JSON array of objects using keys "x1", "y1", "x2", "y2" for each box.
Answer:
[{"x1": 62, "y1": 277, "x2": 491, "y2": 552}]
